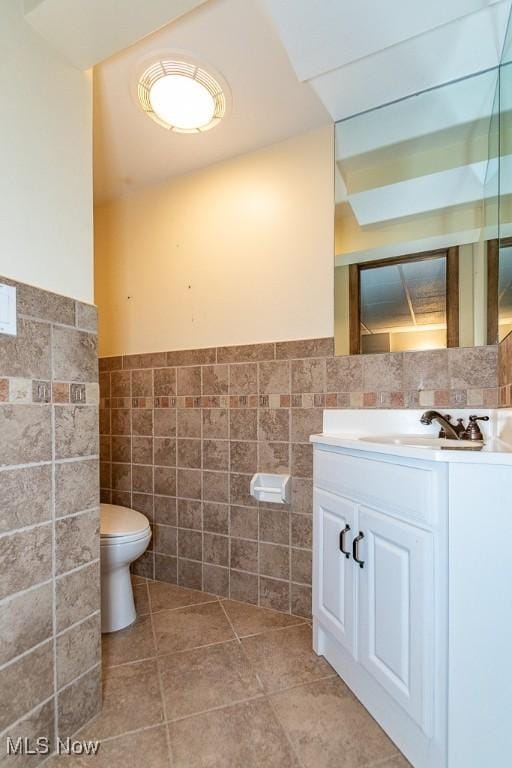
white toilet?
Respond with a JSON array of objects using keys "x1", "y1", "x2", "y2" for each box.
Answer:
[{"x1": 100, "y1": 503, "x2": 152, "y2": 633}]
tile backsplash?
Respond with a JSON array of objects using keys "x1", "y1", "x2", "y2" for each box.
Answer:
[
  {"x1": 99, "y1": 340, "x2": 498, "y2": 618},
  {"x1": 0, "y1": 277, "x2": 100, "y2": 760}
]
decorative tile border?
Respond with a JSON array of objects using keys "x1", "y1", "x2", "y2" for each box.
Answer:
[{"x1": 0, "y1": 377, "x2": 99, "y2": 404}]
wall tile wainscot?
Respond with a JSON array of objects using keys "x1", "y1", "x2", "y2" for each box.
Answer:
[
  {"x1": 0, "y1": 277, "x2": 101, "y2": 761},
  {"x1": 99, "y1": 340, "x2": 498, "y2": 618}
]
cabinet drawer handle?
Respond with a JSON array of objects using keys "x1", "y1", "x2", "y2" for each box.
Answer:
[
  {"x1": 353, "y1": 532, "x2": 365, "y2": 568},
  {"x1": 339, "y1": 524, "x2": 351, "y2": 558}
]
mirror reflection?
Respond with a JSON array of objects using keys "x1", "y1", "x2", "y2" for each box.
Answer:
[{"x1": 334, "y1": 68, "x2": 501, "y2": 355}]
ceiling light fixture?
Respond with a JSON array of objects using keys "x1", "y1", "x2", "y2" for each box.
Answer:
[{"x1": 138, "y1": 60, "x2": 226, "y2": 133}]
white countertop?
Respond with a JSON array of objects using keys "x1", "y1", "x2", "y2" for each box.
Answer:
[{"x1": 310, "y1": 409, "x2": 512, "y2": 465}]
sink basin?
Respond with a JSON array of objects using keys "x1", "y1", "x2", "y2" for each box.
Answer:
[{"x1": 359, "y1": 435, "x2": 483, "y2": 450}]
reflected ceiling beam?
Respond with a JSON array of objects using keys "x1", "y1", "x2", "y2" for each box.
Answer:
[
  {"x1": 23, "y1": 0, "x2": 207, "y2": 69},
  {"x1": 263, "y1": 0, "x2": 510, "y2": 120}
]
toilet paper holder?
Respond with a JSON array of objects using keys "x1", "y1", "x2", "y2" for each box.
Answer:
[{"x1": 250, "y1": 473, "x2": 291, "y2": 504}]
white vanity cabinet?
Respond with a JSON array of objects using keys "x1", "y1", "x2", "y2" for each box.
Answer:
[{"x1": 312, "y1": 412, "x2": 512, "y2": 768}]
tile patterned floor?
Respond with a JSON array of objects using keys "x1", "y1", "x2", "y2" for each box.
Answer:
[{"x1": 48, "y1": 578, "x2": 411, "y2": 768}]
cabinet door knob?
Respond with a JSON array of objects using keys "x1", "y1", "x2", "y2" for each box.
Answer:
[
  {"x1": 339, "y1": 524, "x2": 351, "y2": 558},
  {"x1": 353, "y1": 532, "x2": 365, "y2": 568}
]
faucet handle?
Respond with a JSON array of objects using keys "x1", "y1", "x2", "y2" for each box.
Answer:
[{"x1": 463, "y1": 415, "x2": 489, "y2": 442}]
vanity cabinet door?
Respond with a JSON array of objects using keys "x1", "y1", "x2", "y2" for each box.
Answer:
[
  {"x1": 314, "y1": 489, "x2": 357, "y2": 659},
  {"x1": 357, "y1": 506, "x2": 434, "y2": 734}
]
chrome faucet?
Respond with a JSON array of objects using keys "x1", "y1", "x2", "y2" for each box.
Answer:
[{"x1": 420, "y1": 410, "x2": 464, "y2": 440}]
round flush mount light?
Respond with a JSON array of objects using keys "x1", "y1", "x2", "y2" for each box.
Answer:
[{"x1": 138, "y1": 60, "x2": 226, "y2": 133}]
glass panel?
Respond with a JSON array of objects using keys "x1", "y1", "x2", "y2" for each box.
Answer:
[
  {"x1": 359, "y1": 256, "x2": 446, "y2": 354},
  {"x1": 334, "y1": 67, "x2": 501, "y2": 354}
]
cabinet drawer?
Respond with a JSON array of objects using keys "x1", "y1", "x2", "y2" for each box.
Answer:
[{"x1": 314, "y1": 447, "x2": 444, "y2": 527}]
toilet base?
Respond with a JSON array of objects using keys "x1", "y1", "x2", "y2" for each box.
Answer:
[{"x1": 101, "y1": 562, "x2": 137, "y2": 633}]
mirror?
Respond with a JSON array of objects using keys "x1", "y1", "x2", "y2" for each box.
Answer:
[
  {"x1": 498, "y1": 20, "x2": 512, "y2": 340},
  {"x1": 334, "y1": 68, "x2": 501, "y2": 355}
]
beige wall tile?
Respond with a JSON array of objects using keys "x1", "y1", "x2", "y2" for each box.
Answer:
[
  {"x1": 57, "y1": 613, "x2": 101, "y2": 689},
  {"x1": 177, "y1": 499, "x2": 202, "y2": 530},
  {"x1": 230, "y1": 409, "x2": 257, "y2": 440},
  {"x1": 259, "y1": 576, "x2": 290, "y2": 613},
  {"x1": 203, "y1": 471, "x2": 229, "y2": 503},
  {"x1": 132, "y1": 369, "x2": 153, "y2": 397},
  {"x1": 53, "y1": 326, "x2": 98, "y2": 382},
  {"x1": 0, "y1": 319, "x2": 51, "y2": 379},
  {"x1": 203, "y1": 564, "x2": 229, "y2": 597},
  {"x1": 55, "y1": 459, "x2": 99, "y2": 516},
  {"x1": 203, "y1": 502, "x2": 229, "y2": 534},
  {"x1": 154, "y1": 408, "x2": 177, "y2": 437},
  {"x1": 229, "y1": 569, "x2": 258, "y2": 605},
  {"x1": 258, "y1": 409, "x2": 289, "y2": 441},
  {"x1": 57, "y1": 664, "x2": 101, "y2": 739},
  {"x1": 154, "y1": 367, "x2": 177, "y2": 396},
  {"x1": 258, "y1": 361, "x2": 290, "y2": 394},
  {"x1": 0, "y1": 524, "x2": 52, "y2": 600},
  {"x1": 0, "y1": 465, "x2": 52, "y2": 534},
  {"x1": 229, "y1": 363, "x2": 257, "y2": 395},
  {"x1": 15, "y1": 281, "x2": 75, "y2": 326},
  {"x1": 276, "y1": 338, "x2": 333, "y2": 359},
  {"x1": 217, "y1": 343, "x2": 275, "y2": 363},
  {"x1": 177, "y1": 468, "x2": 202, "y2": 499},
  {"x1": 75, "y1": 301, "x2": 97, "y2": 332},
  {"x1": 55, "y1": 510, "x2": 99, "y2": 575},
  {"x1": 0, "y1": 404, "x2": 52, "y2": 465},
  {"x1": 291, "y1": 359, "x2": 326, "y2": 393},
  {"x1": 0, "y1": 582, "x2": 53, "y2": 665},
  {"x1": 202, "y1": 364, "x2": 228, "y2": 395},
  {"x1": 0, "y1": 641, "x2": 54, "y2": 732},
  {"x1": 260, "y1": 543, "x2": 290, "y2": 580},
  {"x1": 56, "y1": 561, "x2": 100, "y2": 633},
  {"x1": 55, "y1": 405, "x2": 99, "y2": 459},
  {"x1": 203, "y1": 532, "x2": 229, "y2": 566},
  {"x1": 2, "y1": 699, "x2": 54, "y2": 767},
  {"x1": 177, "y1": 438, "x2": 202, "y2": 469},
  {"x1": 230, "y1": 441, "x2": 257, "y2": 473},
  {"x1": 230, "y1": 506, "x2": 258, "y2": 540},
  {"x1": 177, "y1": 367, "x2": 201, "y2": 395},
  {"x1": 202, "y1": 409, "x2": 228, "y2": 438},
  {"x1": 230, "y1": 538, "x2": 258, "y2": 573},
  {"x1": 203, "y1": 439, "x2": 229, "y2": 471},
  {"x1": 111, "y1": 370, "x2": 131, "y2": 397}
]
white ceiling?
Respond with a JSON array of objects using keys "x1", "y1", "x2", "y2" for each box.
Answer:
[
  {"x1": 24, "y1": 0, "x2": 207, "y2": 69},
  {"x1": 264, "y1": 0, "x2": 511, "y2": 120},
  {"x1": 91, "y1": 0, "x2": 512, "y2": 202},
  {"x1": 93, "y1": 0, "x2": 330, "y2": 202}
]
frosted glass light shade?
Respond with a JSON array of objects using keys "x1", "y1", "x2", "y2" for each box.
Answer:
[
  {"x1": 138, "y1": 60, "x2": 227, "y2": 133},
  {"x1": 149, "y1": 74, "x2": 216, "y2": 131}
]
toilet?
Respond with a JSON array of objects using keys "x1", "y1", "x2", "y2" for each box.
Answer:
[{"x1": 100, "y1": 503, "x2": 152, "y2": 633}]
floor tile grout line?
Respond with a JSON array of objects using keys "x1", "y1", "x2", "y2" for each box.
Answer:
[
  {"x1": 217, "y1": 599, "x2": 242, "y2": 643},
  {"x1": 149, "y1": 596, "x2": 221, "y2": 616},
  {"x1": 148, "y1": 584, "x2": 175, "y2": 768},
  {"x1": 165, "y1": 693, "x2": 265, "y2": 726},
  {"x1": 236, "y1": 618, "x2": 308, "y2": 641},
  {"x1": 264, "y1": 690, "x2": 307, "y2": 768}
]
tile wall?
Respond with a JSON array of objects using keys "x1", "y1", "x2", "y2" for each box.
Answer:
[
  {"x1": 99, "y1": 340, "x2": 498, "y2": 619},
  {"x1": 0, "y1": 277, "x2": 101, "y2": 761}
]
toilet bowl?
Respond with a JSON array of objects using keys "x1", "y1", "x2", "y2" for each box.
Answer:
[{"x1": 100, "y1": 503, "x2": 152, "y2": 633}]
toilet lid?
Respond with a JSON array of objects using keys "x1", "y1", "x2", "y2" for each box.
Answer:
[{"x1": 100, "y1": 503, "x2": 150, "y2": 538}]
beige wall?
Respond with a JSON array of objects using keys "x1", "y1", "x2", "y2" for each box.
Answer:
[
  {"x1": 95, "y1": 126, "x2": 334, "y2": 357},
  {"x1": 0, "y1": 1, "x2": 93, "y2": 302}
]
